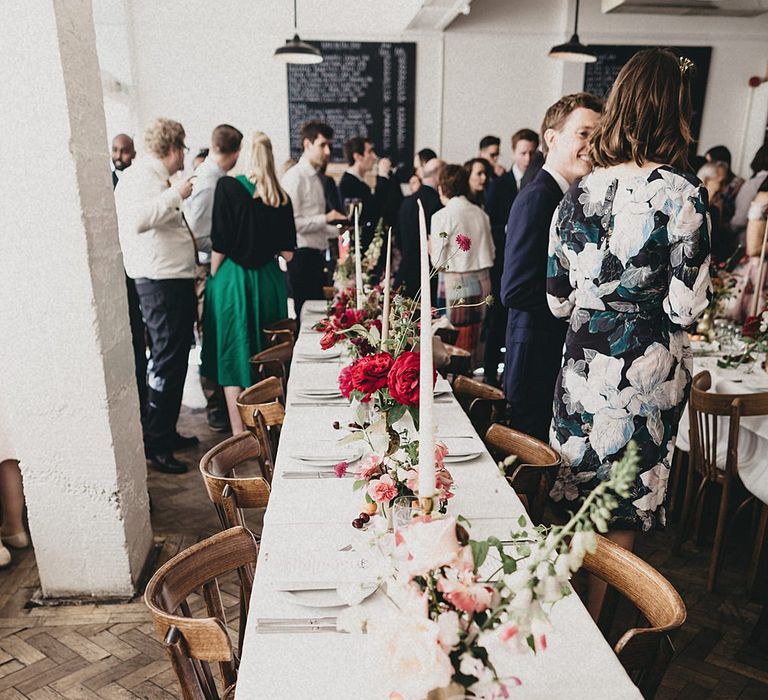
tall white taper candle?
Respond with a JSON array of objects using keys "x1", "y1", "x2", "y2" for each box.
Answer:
[
  {"x1": 354, "y1": 205, "x2": 364, "y2": 310},
  {"x1": 381, "y1": 227, "x2": 392, "y2": 345},
  {"x1": 417, "y1": 200, "x2": 435, "y2": 499}
]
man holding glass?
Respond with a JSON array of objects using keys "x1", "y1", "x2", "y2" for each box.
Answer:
[
  {"x1": 115, "y1": 117, "x2": 197, "y2": 474},
  {"x1": 282, "y1": 120, "x2": 346, "y2": 318}
]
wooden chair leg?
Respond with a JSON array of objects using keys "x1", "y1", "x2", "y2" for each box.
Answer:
[
  {"x1": 748, "y1": 502, "x2": 768, "y2": 598},
  {"x1": 693, "y1": 479, "x2": 710, "y2": 546},
  {"x1": 674, "y1": 468, "x2": 701, "y2": 555},
  {"x1": 708, "y1": 478, "x2": 731, "y2": 593}
]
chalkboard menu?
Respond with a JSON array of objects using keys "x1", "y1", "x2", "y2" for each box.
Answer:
[
  {"x1": 287, "y1": 41, "x2": 416, "y2": 167},
  {"x1": 584, "y1": 45, "x2": 711, "y2": 141}
]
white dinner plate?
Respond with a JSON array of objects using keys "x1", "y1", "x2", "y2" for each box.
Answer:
[
  {"x1": 292, "y1": 444, "x2": 362, "y2": 465},
  {"x1": 280, "y1": 583, "x2": 378, "y2": 608},
  {"x1": 296, "y1": 348, "x2": 342, "y2": 360},
  {"x1": 444, "y1": 451, "x2": 483, "y2": 464}
]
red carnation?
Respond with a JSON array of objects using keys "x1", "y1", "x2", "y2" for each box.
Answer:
[
  {"x1": 352, "y1": 352, "x2": 393, "y2": 401},
  {"x1": 456, "y1": 234, "x2": 472, "y2": 252},
  {"x1": 743, "y1": 315, "x2": 760, "y2": 338},
  {"x1": 387, "y1": 350, "x2": 435, "y2": 406},
  {"x1": 339, "y1": 362, "x2": 356, "y2": 398}
]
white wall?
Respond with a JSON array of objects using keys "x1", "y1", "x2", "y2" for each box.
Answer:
[{"x1": 94, "y1": 0, "x2": 768, "y2": 175}]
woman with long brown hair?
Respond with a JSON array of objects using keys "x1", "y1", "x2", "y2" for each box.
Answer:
[
  {"x1": 546, "y1": 48, "x2": 712, "y2": 616},
  {"x1": 201, "y1": 131, "x2": 296, "y2": 433}
]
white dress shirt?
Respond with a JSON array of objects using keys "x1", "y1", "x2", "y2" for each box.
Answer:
[
  {"x1": 281, "y1": 155, "x2": 337, "y2": 249},
  {"x1": 542, "y1": 164, "x2": 570, "y2": 195},
  {"x1": 115, "y1": 157, "x2": 196, "y2": 280},
  {"x1": 512, "y1": 164, "x2": 524, "y2": 190},
  {"x1": 183, "y1": 155, "x2": 226, "y2": 262},
  {"x1": 429, "y1": 196, "x2": 494, "y2": 272}
]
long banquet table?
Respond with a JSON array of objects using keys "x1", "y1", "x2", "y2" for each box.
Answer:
[{"x1": 236, "y1": 301, "x2": 642, "y2": 699}]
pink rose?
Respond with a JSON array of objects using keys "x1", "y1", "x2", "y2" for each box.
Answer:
[
  {"x1": 355, "y1": 454, "x2": 384, "y2": 479},
  {"x1": 400, "y1": 516, "x2": 461, "y2": 576},
  {"x1": 437, "y1": 573, "x2": 494, "y2": 613},
  {"x1": 368, "y1": 474, "x2": 398, "y2": 503}
]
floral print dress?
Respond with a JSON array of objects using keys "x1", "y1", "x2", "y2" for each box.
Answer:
[{"x1": 547, "y1": 165, "x2": 712, "y2": 531}]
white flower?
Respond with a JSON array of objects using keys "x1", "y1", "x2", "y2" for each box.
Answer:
[
  {"x1": 459, "y1": 652, "x2": 486, "y2": 678},
  {"x1": 436, "y1": 610, "x2": 461, "y2": 651},
  {"x1": 663, "y1": 259, "x2": 712, "y2": 327},
  {"x1": 632, "y1": 461, "x2": 671, "y2": 511},
  {"x1": 591, "y1": 407, "x2": 635, "y2": 460},
  {"x1": 368, "y1": 612, "x2": 453, "y2": 700},
  {"x1": 564, "y1": 353, "x2": 625, "y2": 415},
  {"x1": 401, "y1": 516, "x2": 461, "y2": 577},
  {"x1": 559, "y1": 435, "x2": 588, "y2": 467}
]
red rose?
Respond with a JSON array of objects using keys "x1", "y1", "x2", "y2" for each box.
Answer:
[
  {"x1": 743, "y1": 315, "x2": 760, "y2": 338},
  {"x1": 339, "y1": 362, "x2": 356, "y2": 398},
  {"x1": 387, "y1": 351, "x2": 435, "y2": 406},
  {"x1": 320, "y1": 330, "x2": 337, "y2": 350},
  {"x1": 352, "y1": 352, "x2": 393, "y2": 401}
]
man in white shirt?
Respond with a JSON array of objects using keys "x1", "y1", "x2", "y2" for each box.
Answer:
[
  {"x1": 115, "y1": 118, "x2": 196, "y2": 474},
  {"x1": 184, "y1": 124, "x2": 243, "y2": 433},
  {"x1": 281, "y1": 120, "x2": 346, "y2": 318}
]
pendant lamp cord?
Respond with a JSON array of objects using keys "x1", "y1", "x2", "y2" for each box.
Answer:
[
  {"x1": 293, "y1": 0, "x2": 298, "y2": 31},
  {"x1": 573, "y1": 0, "x2": 580, "y2": 35}
]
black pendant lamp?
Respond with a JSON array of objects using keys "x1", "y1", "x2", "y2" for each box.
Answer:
[
  {"x1": 549, "y1": 0, "x2": 596, "y2": 63},
  {"x1": 273, "y1": 0, "x2": 322, "y2": 65}
]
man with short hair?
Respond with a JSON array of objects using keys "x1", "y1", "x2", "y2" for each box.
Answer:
[
  {"x1": 482, "y1": 128, "x2": 541, "y2": 386},
  {"x1": 394, "y1": 158, "x2": 444, "y2": 297},
  {"x1": 413, "y1": 148, "x2": 437, "y2": 181},
  {"x1": 111, "y1": 133, "x2": 136, "y2": 188},
  {"x1": 115, "y1": 118, "x2": 198, "y2": 474},
  {"x1": 478, "y1": 135, "x2": 505, "y2": 178},
  {"x1": 339, "y1": 136, "x2": 393, "y2": 253},
  {"x1": 184, "y1": 124, "x2": 243, "y2": 432},
  {"x1": 501, "y1": 93, "x2": 602, "y2": 441},
  {"x1": 282, "y1": 120, "x2": 346, "y2": 318}
]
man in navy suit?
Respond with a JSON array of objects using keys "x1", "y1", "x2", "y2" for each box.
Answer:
[
  {"x1": 501, "y1": 93, "x2": 602, "y2": 441},
  {"x1": 483, "y1": 128, "x2": 539, "y2": 386}
]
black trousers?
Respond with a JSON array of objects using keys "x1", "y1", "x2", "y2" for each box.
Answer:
[
  {"x1": 135, "y1": 278, "x2": 196, "y2": 452},
  {"x1": 126, "y1": 275, "x2": 148, "y2": 418},
  {"x1": 287, "y1": 248, "x2": 326, "y2": 319},
  {"x1": 482, "y1": 301, "x2": 507, "y2": 387}
]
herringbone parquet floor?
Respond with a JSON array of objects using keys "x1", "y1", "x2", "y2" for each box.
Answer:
[{"x1": 0, "y1": 405, "x2": 765, "y2": 699}]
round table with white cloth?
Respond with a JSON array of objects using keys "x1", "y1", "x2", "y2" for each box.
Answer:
[{"x1": 677, "y1": 355, "x2": 768, "y2": 504}]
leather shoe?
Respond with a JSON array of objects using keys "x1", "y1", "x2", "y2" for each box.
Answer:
[
  {"x1": 170, "y1": 433, "x2": 199, "y2": 450},
  {"x1": 146, "y1": 451, "x2": 188, "y2": 474},
  {"x1": 207, "y1": 412, "x2": 230, "y2": 433}
]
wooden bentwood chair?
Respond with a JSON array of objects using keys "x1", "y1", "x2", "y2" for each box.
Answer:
[
  {"x1": 674, "y1": 371, "x2": 768, "y2": 593},
  {"x1": 453, "y1": 376, "x2": 507, "y2": 437},
  {"x1": 199, "y1": 432, "x2": 272, "y2": 533},
  {"x1": 583, "y1": 534, "x2": 686, "y2": 699},
  {"x1": 249, "y1": 341, "x2": 293, "y2": 394},
  {"x1": 236, "y1": 376, "x2": 286, "y2": 475},
  {"x1": 144, "y1": 526, "x2": 258, "y2": 700},
  {"x1": 262, "y1": 318, "x2": 297, "y2": 349},
  {"x1": 483, "y1": 423, "x2": 560, "y2": 524}
]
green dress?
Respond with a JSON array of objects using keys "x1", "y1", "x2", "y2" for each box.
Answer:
[{"x1": 200, "y1": 176, "x2": 290, "y2": 387}]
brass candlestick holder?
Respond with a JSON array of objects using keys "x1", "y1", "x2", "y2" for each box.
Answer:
[{"x1": 419, "y1": 495, "x2": 435, "y2": 516}]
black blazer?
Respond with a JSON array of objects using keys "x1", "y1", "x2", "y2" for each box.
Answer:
[
  {"x1": 339, "y1": 172, "x2": 392, "y2": 249},
  {"x1": 394, "y1": 184, "x2": 442, "y2": 297}
]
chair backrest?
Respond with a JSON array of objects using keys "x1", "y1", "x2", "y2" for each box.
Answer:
[
  {"x1": 199, "y1": 432, "x2": 272, "y2": 531},
  {"x1": 322, "y1": 286, "x2": 335, "y2": 301},
  {"x1": 484, "y1": 423, "x2": 560, "y2": 523},
  {"x1": 453, "y1": 376, "x2": 506, "y2": 435},
  {"x1": 144, "y1": 526, "x2": 259, "y2": 700},
  {"x1": 689, "y1": 370, "x2": 768, "y2": 481},
  {"x1": 236, "y1": 378, "x2": 285, "y2": 472},
  {"x1": 249, "y1": 341, "x2": 293, "y2": 392},
  {"x1": 262, "y1": 327, "x2": 295, "y2": 348},
  {"x1": 582, "y1": 534, "x2": 687, "y2": 698}
]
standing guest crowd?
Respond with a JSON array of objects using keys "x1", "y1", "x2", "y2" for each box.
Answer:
[{"x1": 110, "y1": 48, "x2": 767, "y2": 592}]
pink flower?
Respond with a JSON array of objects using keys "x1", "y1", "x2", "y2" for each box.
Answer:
[
  {"x1": 435, "y1": 442, "x2": 448, "y2": 468},
  {"x1": 354, "y1": 454, "x2": 384, "y2": 479},
  {"x1": 334, "y1": 461, "x2": 349, "y2": 478},
  {"x1": 368, "y1": 474, "x2": 398, "y2": 503},
  {"x1": 437, "y1": 573, "x2": 494, "y2": 613},
  {"x1": 455, "y1": 234, "x2": 472, "y2": 252},
  {"x1": 499, "y1": 622, "x2": 519, "y2": 642}
]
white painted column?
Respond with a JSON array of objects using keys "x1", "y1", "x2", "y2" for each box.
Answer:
[{"x1": 0, "y1": 0, "x2": 152, "y2": 598}]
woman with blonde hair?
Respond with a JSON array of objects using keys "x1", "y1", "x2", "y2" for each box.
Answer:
[
  {"x1": 546, "y1": 48, "x2": 711, "y2": 616},
  {"x1": 201, "y1": 131, "x2": 296, "y2": 432}
]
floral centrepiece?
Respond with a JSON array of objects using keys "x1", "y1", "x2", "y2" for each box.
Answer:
[{"x1": 338, "y1": 444, "x2": 640, "y2": 699}]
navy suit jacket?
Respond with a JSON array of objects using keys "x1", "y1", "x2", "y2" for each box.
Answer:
[
  {"x1": 500, "y1": 168, "x2": 568, "y2": 439},
  {"x1": 394, "y1": 184, "x2": 442, "y2": 297}
]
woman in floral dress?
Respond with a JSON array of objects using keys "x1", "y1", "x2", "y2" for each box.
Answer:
[{"x1": 547, "y1": 48, "x2": 712, "y2": 567}]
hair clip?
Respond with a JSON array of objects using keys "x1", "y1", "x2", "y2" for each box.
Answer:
[{"x1": 679, "y1": 57, "x2": 694, "y2": 75}]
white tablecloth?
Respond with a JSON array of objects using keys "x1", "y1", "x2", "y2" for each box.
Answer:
[
  {"x1": 678, "y1": 356, "x2": 768, "y2": 504},
  {"x1": 236, "y1": 301, "x2": 641, "y2": 699}
]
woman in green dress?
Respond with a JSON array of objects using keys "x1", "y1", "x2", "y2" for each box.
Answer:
[{"x1": 201, "y1": 131, "x2": 296, "y2": 433}]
